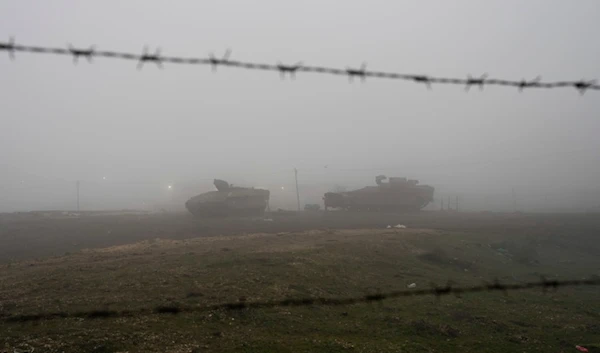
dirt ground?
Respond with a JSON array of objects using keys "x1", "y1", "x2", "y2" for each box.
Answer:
[
  {"x1": 1, "y1": 211, "x2": 599, "y2": 352},
  {"x1": 2, "y1": 210, "x2": 599, "y2": 263}
]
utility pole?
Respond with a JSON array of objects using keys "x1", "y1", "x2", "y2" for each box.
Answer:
[
  {"x1": 294, "y1": 168, "x2": 300, "y2": 211},
  {"x1": 76, "y1": 180, "x2": 80, "y2": 212},
  {"x1": 512, "y1": 187, "x2": 517, "y2": 212}
]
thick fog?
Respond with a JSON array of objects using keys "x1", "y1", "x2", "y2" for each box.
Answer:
[{"x1": 1, "y1": 0, "x2": 599, "y2": 212}]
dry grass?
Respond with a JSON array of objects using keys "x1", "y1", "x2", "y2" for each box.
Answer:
[{"x1": 1, "y1": 213, "x2": 599, "y2": 352}]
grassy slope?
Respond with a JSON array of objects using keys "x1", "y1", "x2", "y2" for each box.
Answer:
[{"x1": 1, "y1": 222, "x2": 599, "y2": 352}]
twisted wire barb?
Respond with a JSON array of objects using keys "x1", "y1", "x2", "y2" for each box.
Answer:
[
  {"x1": 68, "y1": 44, "x2": 95, "y2": 64},
  {"x1": 1, "y1": 38, "x2": 599, "y2": 93},
  {"x1": 208, "y1": 49, "x2": 231, "y2": 71},
  {"x1": 2, "y1": 278, "x2": 598, "y2": 323},
  {"x1": 277, "y1": 61, "x2": 303, "y2": 79}
]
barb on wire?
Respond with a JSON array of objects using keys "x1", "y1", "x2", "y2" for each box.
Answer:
[
  {"x1": 2, "y1": 278, "x2": 598, "y2": 323},
  {"x1": 465, "y1": 73, "x2": 488, "y2": 91},
  {"x1": 1, "y1": 39, "x2": 599, "y2": 93},
  {"x1": 518, "y1": 76, "x2": 542, "y2": 92},
  {"x1": 574, "y1": 79, "x2": 596, "y2": 95},
  {"x1": 277, "y1": 61, "x2": 303, "y2": 79},
  {"x1": 68, "y1": 44, "x2": 95, "y2": 64},
  {"x1": 487, "y1": 279, "x2": 509, "y2": 296},
  {"x1": 412, "y1": 75, "x2": 432, "y2": 89},
  {"x1": 137, "y1": 46, "x2": 162, "y2": 70},
  {"x1": 431, "y1": 280, "x2": 460, "y2": 299},
  {"x1": 208, "y1": 49, "x2": 231, "y2": 71},
  {"x1": 0, "y1": 36, "x2": 16, "y2": 60},
  {"x1": 346, "y1": 62, "x2": 367, "y2": 82}
]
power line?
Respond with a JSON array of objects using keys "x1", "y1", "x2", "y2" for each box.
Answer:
[
  {"x1": 1, "y1": 38, "x2": 599, "y2": 94},
  {"x1": 3, "y1": 278, "x2": 599, "y2": 323}
]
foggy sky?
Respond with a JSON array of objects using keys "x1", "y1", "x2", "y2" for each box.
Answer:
[{"x1": 1, "y1": 0, "x2": 599, "y2": 212}]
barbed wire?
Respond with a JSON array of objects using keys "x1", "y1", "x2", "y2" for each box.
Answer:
[
  {"x1": 1, "y1": 37, "x2": 599, "y2": 94},
  {"x1": 3, "y1": 278, "x2": 599, "y2": 323}
]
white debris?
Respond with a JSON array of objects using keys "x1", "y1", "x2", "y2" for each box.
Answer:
[
  {"x1": 386, "y1": 225, "x2": 392, "y2": 229},
  {"x1": 393, "y1": 224, "x2": 407, "y2": 229},
  {"x1": 407, "y1": 283, "x2": 417, "y2": 289},
  {"x1": 14, "y1": 346, "x2": 35, "y2": 353}
]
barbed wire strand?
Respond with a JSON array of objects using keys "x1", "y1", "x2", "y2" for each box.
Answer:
[
  {"x1": 1, "y1": 38, "x2": 599, "y2": 94},
  {"x1": 3, "y1": 278, "x2": 599, "y2": 323}
]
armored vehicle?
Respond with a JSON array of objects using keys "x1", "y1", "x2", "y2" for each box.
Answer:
[
  {"x1": 323, "y1": 175, "x2": 434, "y2": 212},
  {"x1": 185, "y1": 179, "x2": 270, "y2": 217}
]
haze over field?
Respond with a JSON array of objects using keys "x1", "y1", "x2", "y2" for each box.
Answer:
[{"x1": 1, "y1": 0, "x2": 599, "y2": 212}]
